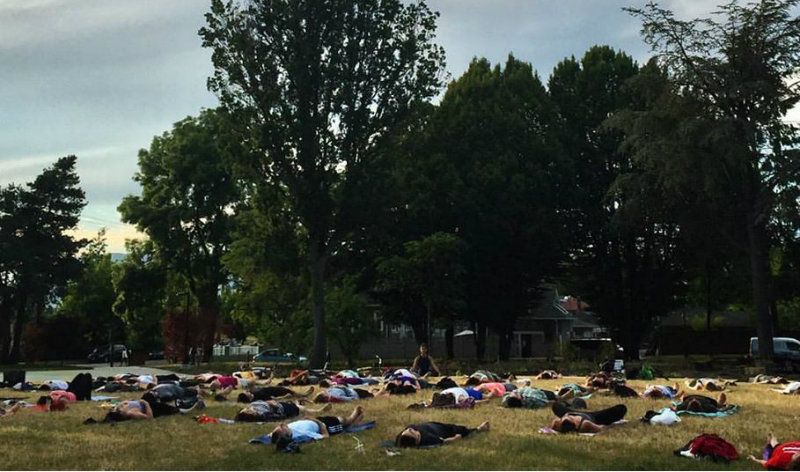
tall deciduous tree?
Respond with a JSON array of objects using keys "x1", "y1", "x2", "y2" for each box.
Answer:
[
  {"x1": 427, "y1": 56, "x2": 566, "y2": 360},
  {"x1": 625, "y1": 0, "x2": 800, "y2": 361},
  {"x1": 200, "y1": 0, "x2": 446, "y2": 367},
  {"x1": 119, "y1": 109, "x2": 240, "y2": 361}
]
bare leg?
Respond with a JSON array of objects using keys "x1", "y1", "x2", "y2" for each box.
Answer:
[
  {"x1": 341, "y1": 405, "x2": 364, "y2": 427},
  {"x1": 718, "y1": 392, "x2": 727, "y2": 406},
  {"x1": 298, "y1": 402, "x2": 332, "y2": 414},
  {"x1": 477, "y1": 421, "x2": 490, "y2": 431}
]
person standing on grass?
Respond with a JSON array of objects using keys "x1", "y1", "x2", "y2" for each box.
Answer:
[
  {"x1": 395, "y1": 421, "x2": 490, "y2": 447},
  {"x1": 121, "y1": 348, "x2": 129, "y2": 366},
  {"x1": 411, "y1": 343, "x2": 440, "y2": 377}
]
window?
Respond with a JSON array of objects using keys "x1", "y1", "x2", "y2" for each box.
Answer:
[{"x1": 786, "y1": 342, "x2": 800, "y2": 352}]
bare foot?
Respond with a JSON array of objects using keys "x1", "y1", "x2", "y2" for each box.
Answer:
[{"x1": 477, "y1": 421, "x2": 490, "y2": 432}]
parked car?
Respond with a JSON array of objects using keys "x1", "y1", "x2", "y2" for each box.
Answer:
[
  {"x1": 750, "y1": 337, "x2": 800, "y2": 370},
  {"x1": 252, "y1": 348, "x2": 308, "y2": 363},
  {"x1": 148, "y1": 350, "x2": 165, "y2": 360},
  {"x1": 87, "y1": 344, "x2": 128, "y2": 363}
]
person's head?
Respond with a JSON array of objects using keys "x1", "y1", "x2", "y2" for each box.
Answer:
[
  {"x1": 555, "y1": 417, "x2": 577, "y2": 433},
  {"x1": 271, "y1": 424, "x2": 293, "y2": 451},
  {"x1": 142, "y1": 392, "x2": 158, "y2": 406},
  {"x1": 318, "y1": 379, "x2": 331, "y2": 388},
  {"x1": 36, "y1": 396, "x2": 50, "y2": 407},
  {"x1": 209, "y1": 379, "x2": 221, "y2": 390},
  {"x1": 237, "y1": 392, "x2": 254, "y2": 403},
  {"x1": 431, "y1": 392, "x2": 454, "y2": 407},
  {"x1": 313, "y1": 392, "x2": 330, "y2": 403},
  {"x1": 395, "y1": 427, "x2": 421, "y2": 447},
  {"x1": 419, "y1": 343, "x2": 428, "y2": 356},
  {"x1": 103, "y1": 410, "x2": 128, "y2": 423},
  {"x1": 464, "y1": 377, "x2": 480, "y2": 387},
  {"x1": 235, "y1": 408, "x2": 259, "y2": 422},
  {"x1": 385, "y1": 383, "x2": 398, "y2": 394},
  {"x1": 502, "y1": 394, "x2": 523, "y2": 408},
  {"x1": 145, "y1": 382, "x2": 156, "y2": 390}
]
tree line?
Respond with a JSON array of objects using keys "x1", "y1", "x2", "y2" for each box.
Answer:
[{"x1": 2, "y1": 0, "x2": 799, "y2": 365}]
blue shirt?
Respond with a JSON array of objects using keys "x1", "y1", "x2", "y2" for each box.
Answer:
[
  {"x1": 465, "y1": 388, "x2": 483, "y2": 401},
  {"x1": 288, "y1": 420, "x2": 323, "y2": 443}
]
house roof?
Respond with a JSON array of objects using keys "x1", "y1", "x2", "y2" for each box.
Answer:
[{"x1": 561, "y1": 296, "x2": 590, "y2": 312}]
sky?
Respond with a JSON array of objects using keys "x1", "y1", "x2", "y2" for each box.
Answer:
[{"x1": 0, "y1": 0, "x2": 734, "y2": 252}]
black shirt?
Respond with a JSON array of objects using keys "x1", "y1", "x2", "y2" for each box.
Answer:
[{"x1": 408, "y1": 422, "x2": 474, "y2": 447}]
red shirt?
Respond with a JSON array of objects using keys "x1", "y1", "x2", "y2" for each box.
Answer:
[
  {"x1": 217, "y1": 376, "x2": 238, "y2": 389},
  {"x1": 50, "y1": 390, "x2": 76, "y2": 403},
  {"x1": 481, "y1": 382, "x2": 507, "y2": 396},
  {"x1": 766, "y1": 443, "x2": 800, "y2": 470}
]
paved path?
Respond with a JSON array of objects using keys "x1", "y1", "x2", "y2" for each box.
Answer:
[{"x1": 3, "y1": 363, "x2": 180, "y2": 383}]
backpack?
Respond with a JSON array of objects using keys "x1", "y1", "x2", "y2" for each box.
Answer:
[{"x1": 674, "y1": 434, "x2": 738, "y2": 462}]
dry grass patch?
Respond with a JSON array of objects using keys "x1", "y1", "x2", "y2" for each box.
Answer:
[{"x1": 1, "y1": 377, "x2": 799, "y2": 469}]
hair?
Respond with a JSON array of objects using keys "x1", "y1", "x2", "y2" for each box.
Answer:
[
  {"x1": 235, "y1": 410, "x2": 259, "y2": 422},
  {"x1": 504, "y1": 396, "x2": 523, "y2": 408},
  {"x1": 318, "y1": 379, "x2": 331, "y2": 388},
  {"x1": 141, "y1": 392, "x2": 159, "y2": 406},
  {"x1": 237, "y1": 393, "x2": 252, "y2": 403},
  {"x1": 102, "y1": 410, "x2": 129, "y2": 423},
  {"x1": 464, "y1": 377, "x2": 480, "y2": 387},
  {"x1": 36, "y1": 396, "x2": 51, "y2": 406},
  {"x1": 355, "y1": 388, "x2": 374, "y2": 399},
  {"x1": 419, "y1": 343, "x2": 428, "y2": 350},
  {"x1": 396, "y1": 432, "x2": 418, "y2": 448},
  {"x1": 273, "y1": 431, "x2": 292, "y2": 452},
  {"x1": 431, "y1": 392, "x2": 454, "y2": 407},
  {"x1": 558, "y1": 419, "x2": 577, "y2": 433},
  {"x1": 313, "y1": 392, "x2": 328, "y2": 404},
  {"x1": 385, "y1": 383, "x2": 398, "y2": 394}
]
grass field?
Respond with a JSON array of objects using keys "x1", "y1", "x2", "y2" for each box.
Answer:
[{"x1": 1, "y1": 376, "x2": 796, "y2": 470}]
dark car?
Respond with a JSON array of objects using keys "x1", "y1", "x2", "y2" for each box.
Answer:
[
  {"x1": 252, "y1": 348, "x2": 308, "y2": 363},
  {"x1": 88, "y1": 344, "x2": 128, "y2": 363}
]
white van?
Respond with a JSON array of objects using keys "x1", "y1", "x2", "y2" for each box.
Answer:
[{"x1": 750, "y1": 337, "x2": 800, "y2": 370}]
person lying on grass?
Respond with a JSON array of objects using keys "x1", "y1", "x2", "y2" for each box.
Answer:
[
  {"x1": 772, "y1": 381, "x2": 800, "y2": 395},
  {"x1": 407, "y1": 386, "x2": 491, "y2": 409},
  {"x1": 373, "y1": 378, "x2": 423, "y2": 397},
  {"x1": 501, "y1": 386, "x2": 577, "y2": 409},
  {"x1": 32, "y1": 391, "x2": 75, "y2": 412},
  {"x1": 684, "y1": 378, "x2": 736, "y2": 391},
  {"x1": 237, "y1": 386, "x2": 315, "y2": 403},
  {"x1": 395, "y1": 421, "x2": 490, "y2": 448},
  {"x1": 749, "y1": 374, "x2": 789, "y2": 385},
  {"x1": 102, "y1": 392, "x2": 206, "y2": 421},
  {"x1": 550, "y1": 402, "x2": 627, "y2": 434},
  {"x1": 558, "y1": 383, "x2": 596, "y2": 399},
  {"x1": 642, "y1": 384, "x2": 682, "y2": 399},
  {"x1": 671, "y1": 392, "x2": 732, "y2": 413},
  {"x1": 234, "y1": 399, "x2": 331, "y2": 422},
  {"x1": 312, "y1": 385, "x2": 373, "y2": 403},
  {"x1": 463, "y1": 370, "x2": 505, "y2": 386},
  {"x1": 0, "y1": 402, "x2": 24, "y2": 418},
  {"x1": 748, "y1": 433, "x2": 800, "y2": 470},
  {"x1": 269, "y1": 405, "x2": 366, "y2": 451},
  {"x1": 536, "y1": 370, "x2": 562, "y2": 380},
  {"x1": 604, "y1": 380, "x2": 639, "y2": 398}
]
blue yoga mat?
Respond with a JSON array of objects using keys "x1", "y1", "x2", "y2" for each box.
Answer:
[{"x1": 674, "y1": 404, "x2": 739, "y2": 417}]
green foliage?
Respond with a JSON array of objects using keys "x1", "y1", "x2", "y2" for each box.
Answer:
[
  {"x1": 200, "y1": 0, "x2": 447, "y2": 367},
  {"x1": 624, "y1": 0, "x2": 800, "y2": 360},
  {"x1": 0, "y1": 155, "x2": 86, "y2": 362},
  {"x1": 57, "y1": 229, "x2": 121, "y2": 347},
  {"x1": 119, "y1": 108, "x2": 240, "y2": 360},
  {"x1": 376, "y1": 232, "x2": 464, "y2": 344},
  {"x1": 326, "y1": 275, "x2": 376, "y2": 367},
  {"x1": 111, "y1": 239, "x2": 166, "y2": 352}
]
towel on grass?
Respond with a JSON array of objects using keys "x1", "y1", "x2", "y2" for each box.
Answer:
[
  {"x1": 674, "y1": 405, "x2": 739, "y2": 418},
  {"x1": 249, "y1": 421, "x2": 377, "y2": 444},
  {"x1": 90, "y1": 396, "x2": 118, "y2": 402}
]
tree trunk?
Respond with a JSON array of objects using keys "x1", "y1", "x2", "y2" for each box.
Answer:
[
  {"x1": 748, "y1": 218, "x2": 774, "y2": 363},
  {"x1": 198, "y1": 285, "x2": 220, "y2": 363},
  {"x1": 425, "y1": 302, "x2": 432, "y2": 346},
  {"x1": 498, "y1": 327, "x2": 512, "y2": 361},
  {"x1": 0, "y1": 294, "x2": 12, "y2": 363},
  {"x1": 308, "y1": 241, "x2": 327, "y2": 369},
  {"x1": 473, "y1": 322, "x2": 486, "y2": 361},
  {"x1": 9, "y1": 289, "x2": 28, "y2": 363},
  {"x1": 445, "y1": 321, "x2": 454, "y2": 359}
]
